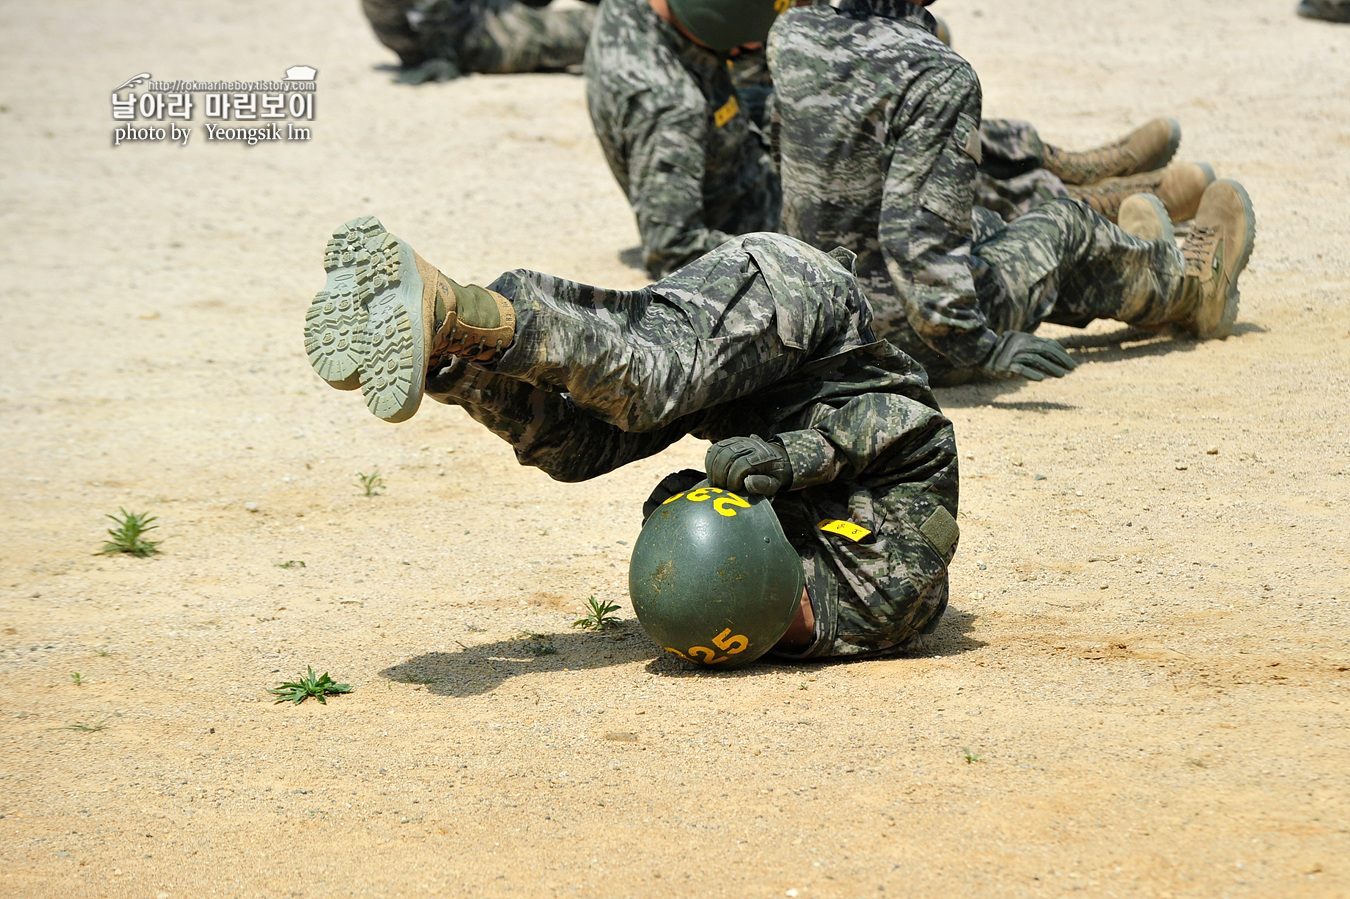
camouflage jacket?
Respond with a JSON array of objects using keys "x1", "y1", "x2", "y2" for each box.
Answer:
[
  {"x1": 770, "y1": 0, "x2": 999, "y2": 373},
  {"x1": 583, "y1": 0, "x2": 780, "y2": 278},
  {"x1": 461, "y1": 234, "x2": 958, "y2": 658}
]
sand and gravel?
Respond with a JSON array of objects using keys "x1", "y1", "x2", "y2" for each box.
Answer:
[{"x1": 1, "y1": 0, "x2": 1348, "y2": 896}]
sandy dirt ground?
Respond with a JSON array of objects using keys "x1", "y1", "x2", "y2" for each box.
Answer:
[{"x1": 1, "y1": 0, "x2": 1348, "y2": 896}]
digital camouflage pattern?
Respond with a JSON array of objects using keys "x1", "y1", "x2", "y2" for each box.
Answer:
[
  {"x1": 771, "y1": 0, "x2": 1187, "y2": 378},
  {"x1": 584, "y1": 0, "x2": 779, "y2": 278},
  {"x1": 424, "y1": 233, "x2": 960, "y2": 659},
  {"x1": 363, "y1": 0, "x2": 594, "y2": 80},
  {"x1": 974, "y1": 118, "x2": 1070, "y2": 222}
]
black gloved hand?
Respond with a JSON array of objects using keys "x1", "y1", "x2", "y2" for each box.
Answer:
[
  {"x1": 978, "y1": 331, "x2": 1078, "y2": 381},
  {"x1": 705, "y1": 436, "x2": 793, "y2": 496},
  {"x1": 641, "y1": 469, "x2": 706, "y2": 523}
]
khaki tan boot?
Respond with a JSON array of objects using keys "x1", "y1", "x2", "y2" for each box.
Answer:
[
  {"x1": 934, "y1": 15, "x2": 953, "y2": 47},
  {"x1": 306, "y1": 216, "x2": 514, "y2": 423},
  {"x1": 1117, "y1": 193, "x2": 1175, "y2": 243},
  {"x1": 1069, "y1": 162, "x2": 1215, "y2": 223},
  {"x1": 1045, "y1": 118, "x2": 1182, "y2": 185},
  {"x1": 1171, "y1": 180, "x2": 1256, "y2": 339}
]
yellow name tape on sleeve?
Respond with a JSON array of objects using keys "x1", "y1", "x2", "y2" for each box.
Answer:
[
  {"x1": 818, "y1": 519, "x2": 871, "y2": 542},
  {"x1": 714, "y1": 95, "x2": 739, "y2": 128}
]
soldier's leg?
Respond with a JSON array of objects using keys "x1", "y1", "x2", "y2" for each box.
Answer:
[
  {"x1": 488, "y1": 234, "x2": 870, "y2": 432},
  {"x1": 307, "y1": 221, "x2": 866, "y2": 429},
  {"x1": 423, "y1": 361, "x2": 689, "y2": 481},
  {"x1": 970, "y1": 197, "x2": 1186, "y2": 331},
  {"x1": 454, "y1": 0, "x2": 595, "y2": 74}
]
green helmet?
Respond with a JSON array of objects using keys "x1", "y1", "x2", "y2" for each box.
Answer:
[
  {"x1": 629, "y1": 481, "x2": 805, "y2": 668},
  {"x1": 667, "y1": 0, "x2": 790, "y2": 52}
]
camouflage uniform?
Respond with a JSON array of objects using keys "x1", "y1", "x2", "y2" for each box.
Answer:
[
  {"x1": 362, "y1": 0, "x2": 594, "y2": 79},
  {"x1": 583, "y1": 0, "x2": 780, "y2": 278},
  {"x1": 771, "y1": 0, "x2": 1187, "y2": 379},
  {"x1": 974, "y1": 118, "x2": 1070, "y2": 222},
  {"x1": 425, "y1": 233, "x2": 960, "y2": 659}
]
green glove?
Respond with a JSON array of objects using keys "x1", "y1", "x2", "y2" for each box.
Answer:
[
  {"x1": 978, "y1": 331, "x2": 1077, "y2": 381},
  {"x1": 705, "y1": 437, "x2": 793, "y2": 496}
]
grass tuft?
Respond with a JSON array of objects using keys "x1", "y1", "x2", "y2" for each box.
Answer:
[
  {"x1": 98, "y1": 508, "x2": 160, "y2": 557},
  {"x1": 572, "y1": 596, "x2": 621, "y2": 631},
  {"x1": 356, "y1": 470, "x2": 385, "y2": 497},
  {"x1": 268, "y1": 666, "x2": 353, "y2": 705}
]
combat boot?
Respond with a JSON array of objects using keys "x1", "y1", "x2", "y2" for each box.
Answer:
[
  {"x1": 1117, "y1": 193, "x2": 1175, "y2": 243},
  {"x1": 304, "y1": 216, "x2": 515, "y2": 423},
  {"x1": 1168, "y1": 180, "x2": 1256, "y2": 339},
  {"x1": 1068, "y1": 162, "x2": 1215, "y2": 223},
  {"x1": 1044, "y1": 118, "x2": 1182, "y2": 185},
  {"x1": 934, "y1": 15, "x2": 953, "y2": 47}
]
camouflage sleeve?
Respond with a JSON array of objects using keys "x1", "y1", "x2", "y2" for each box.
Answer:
[
  {"x1": 880, "y1": 64, "x2": 999, "y2": 370},
  {"x1": 773, "y1": 352, "x2": 953, "y2": 492},
  {"x1": 621, "y1": 92, "x2": 735, "y2": 278}
]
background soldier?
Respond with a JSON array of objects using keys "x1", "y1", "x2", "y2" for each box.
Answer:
[
  {"x1": 770, "y1": 0, "x2": 1256, "y2": 384},
  {"x1": 583, "y1": 0, "x2": 784, "y2": 278},
  {"x1": 362, "y1": 0, "x2": 596, "y2": 84},
  {"x1": 304, "y1": 217, "x2": 960, "y2": 661}
]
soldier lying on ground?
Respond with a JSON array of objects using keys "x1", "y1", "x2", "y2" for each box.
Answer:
[
  {"x1": 584, "y1": 0, "x2": 1206, "y2": 279},
  {"x1": 362, "y1": 0, "x2": 596, "y2": 84},
  {"x1": 770, "y1": 0, "x2": 1256, "y2": 385},
  {"x1": 303, "y1": 219, "x2": 960, "y2": 664}
]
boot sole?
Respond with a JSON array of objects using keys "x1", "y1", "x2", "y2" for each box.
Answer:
[
  {"x1": 303, "y1": 216, "x2": 386, "y2": 390},
  {"x1": 307, "y1": 216, "x2": 429, "y2": 423},
  {"x1": 1155, "y1": 118, "x2": 1183, "y2": 172},
  {"x1": 1197, "y1": 180, "x2": 1256, "y2": 340}
]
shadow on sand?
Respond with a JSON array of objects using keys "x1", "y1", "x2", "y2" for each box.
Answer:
[
  {"x1": 381, "y1": 607, "x2": 985, "y2": 697},
  {"x1": 935, "y1": 322, "x2": 1266, "y2": 411}
]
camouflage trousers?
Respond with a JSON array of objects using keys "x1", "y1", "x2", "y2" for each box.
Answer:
[
  {"x1": 973, "y1": 197, "x2": 1185, "y2": 332},
  {"x1": 423, "y1": 234, "x2": 957, "y2": 660},
  {"x1": 425, "y1": 233, "x2": 867, "y2": 476},
  {"x1": 973, "y1": 118, "x2": 1070, "y2": 222},
  {"x1": 369, "y1": 0, "x2": 594, "y2": 76}
]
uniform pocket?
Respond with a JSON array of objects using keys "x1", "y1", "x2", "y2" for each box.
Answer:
[{"x1": 917, "y1": 111, "x2": 980, "y2": 228}]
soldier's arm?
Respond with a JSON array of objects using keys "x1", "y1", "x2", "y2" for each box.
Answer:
[
  {"x1": 620, "y1": 92, "x2": 735, "y2": 278},
  {"x1": 772, "y1": 347, "x2": 956, "y2": 491},
  {"x1": 879, "y1": 63, "x2": 1000, "y2": 370}
]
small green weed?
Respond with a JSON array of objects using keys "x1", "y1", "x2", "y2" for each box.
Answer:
[
  {"x1": 962, "y1": 747, "x2": 981, "y2": 764},
  {"x1": 356, "y1": 470, "x2": 385, "y2": 497},
  {"x1": 572, "y1": 596, "x2": 621, "y2": 631},
  {"x1": 70, "y1": 673, "x2": 84, "y2": 687},
  {"x1": 59, "y1": 720, "x2": 108, "y2": 733},
  {"x1": 1187, "y1": 758, "x2": 1209, "y2": 768},
  {"x1": 98, "y1": 508, "x2": 159, "y2": 557},
  {"x1": 276, "y1": 560, "x2": 306, "y2": 569},
  {"x1": 268, "y1": 666, "x2": 353, "y2": 705}
]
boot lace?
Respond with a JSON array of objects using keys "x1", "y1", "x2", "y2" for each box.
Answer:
[{"x1": 1182, "y1": 226, "x2": 1219, "y2": 278}]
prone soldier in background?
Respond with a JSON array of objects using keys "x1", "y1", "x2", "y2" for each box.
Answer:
[
  {"x1": 303, "y1": 217, "x2": 961, "y2": 663},
  {"x1": 583, "y1": 0, "x2": 786, "y2": 278},
  {"x1": 361, "y1": 0, "x2": 596, "y2": 84},
  {"x1": 770, "y1": 0, "x2": 1256, "y2": 386}
]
